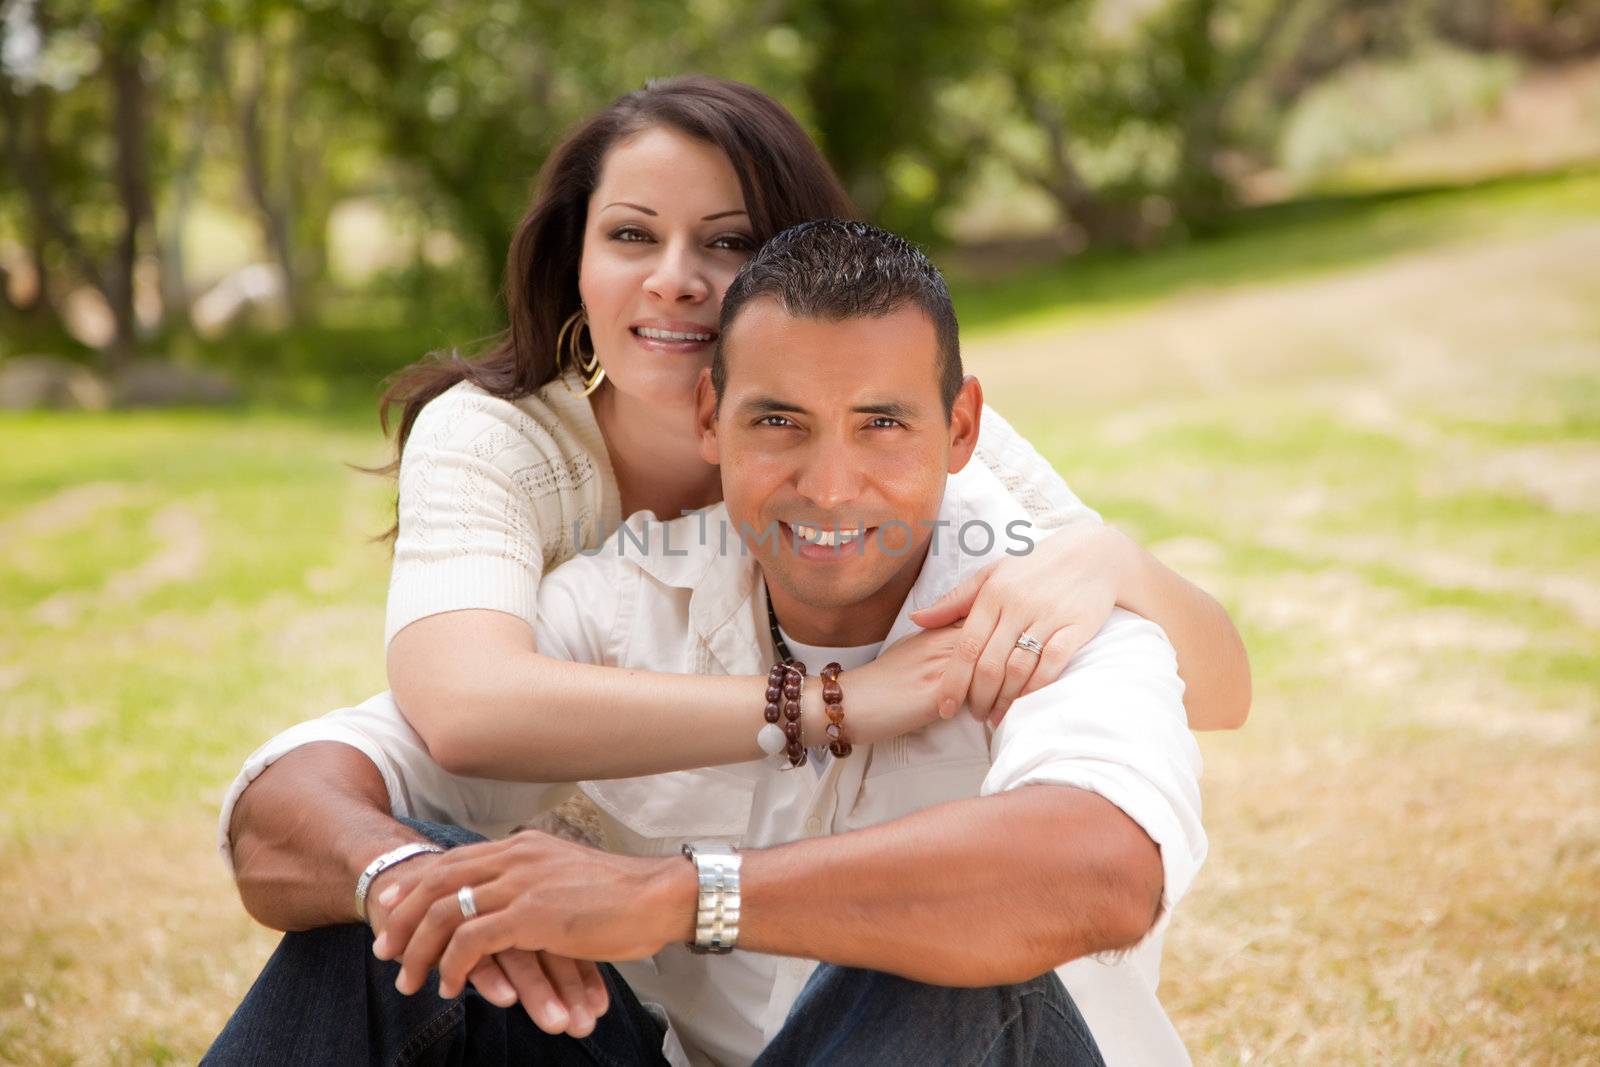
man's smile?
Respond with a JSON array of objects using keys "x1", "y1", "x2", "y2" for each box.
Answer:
[{"x1": 778, "y1": 520, "x2": 878, "y2": 561}]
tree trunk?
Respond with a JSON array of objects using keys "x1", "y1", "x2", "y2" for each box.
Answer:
[
  {"x1": 1167, "y1": 0, "x2": 1236, "y2": 231},
  {"x1": 29, "y1": 215, "x2": 52, "y2": 313},
  {"x1": 106, "y1": 39, "x2": 154, "y2": 371},
  {"x1": 236, "y1": 37, "x2": 302, "y2": 322},
  {"x1": 158, "y1": 30, "x2": 225, "y2": 333},
  {"x1": 2, "y1": 79, "x2": 112, "y2": 322},
  {"x1": 1007, "y1": 54, "x2": 1148, "y2": 249}
]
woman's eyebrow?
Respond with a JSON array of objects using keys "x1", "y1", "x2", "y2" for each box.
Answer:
[{"x1": 600, "y1": 202, "x2": 747, "y2": 221}]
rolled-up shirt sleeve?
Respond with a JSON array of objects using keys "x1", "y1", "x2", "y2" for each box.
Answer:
[
  {"x1": 980, "y1": 608, "x2": 1206, "y2": 935},
  {"x1": 216, "y1": 692, "x2": 578, "y2": 875}
]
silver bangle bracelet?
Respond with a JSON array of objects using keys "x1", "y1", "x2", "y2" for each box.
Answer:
[{"x1": 355, "y1": 842, "x2": 444, "y2": 922}]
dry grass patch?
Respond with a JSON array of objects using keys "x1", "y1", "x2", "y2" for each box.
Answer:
[
  {"x1": 1170, "y1": 729, "x2": 1600, "y2": 1064},
  {"x1": 0, "y1": 820, "x2": 278, "y2": 1065}
]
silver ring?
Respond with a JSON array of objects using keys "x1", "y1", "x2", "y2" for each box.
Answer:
[
  {"x1": 457, "y1": 885, "x2": 479, "y2": 920},
  {"x1": 1014, "y1": 633, "x2": 1045, "y2": 656}
]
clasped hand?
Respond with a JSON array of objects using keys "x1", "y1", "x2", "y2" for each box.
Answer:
[{"x1": 368, "y1": 831, "x2": 678, "y2": 1036}]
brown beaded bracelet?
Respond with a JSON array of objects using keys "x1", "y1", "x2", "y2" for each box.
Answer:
[
  {"x1": 781, "y1": 662, "x2": 808, "y2": 768},
  {"x1": 820, "y1": 661, "x2": 852, "y2": 758},
  {"x1": 757, "y1": 663, "x2": 788, "y2": 762}
]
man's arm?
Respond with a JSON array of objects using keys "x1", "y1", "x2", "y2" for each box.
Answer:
[
  {"x1": 229, "y1": 742, "x2": 429, "y2": 931},
  {"x1": 378, "y1": 783, "x2": 1163, "y2": 995},
  {"x1": 731, "y1": 609, "x2": 1199, "y2": 985},
  {"x1": 711, "y1": 784, "x2": 1162, "y2": 985},
  {"x1": 220, "y1": 691, "x2": 577, "y2": 930}
]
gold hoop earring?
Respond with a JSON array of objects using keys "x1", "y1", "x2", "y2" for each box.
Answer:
[{"x1": 557, "y1": 309, "x2": 606, "y2": 397}]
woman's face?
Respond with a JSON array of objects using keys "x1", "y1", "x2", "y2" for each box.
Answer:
[{"x1": 578, "y1": 125, "x2": 755, "y2": 411}]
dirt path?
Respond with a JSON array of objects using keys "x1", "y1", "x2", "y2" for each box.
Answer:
[{"x1": 965, "y1": 224, "x2": 1600, "y2": 413}]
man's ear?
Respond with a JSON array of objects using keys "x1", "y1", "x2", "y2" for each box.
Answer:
[
  {"x1": 946, "y1": 375, "x2": 983, "y2": 474},
  {"x1": 694, "y1": 367, "x2": 721, "y2": 465}
]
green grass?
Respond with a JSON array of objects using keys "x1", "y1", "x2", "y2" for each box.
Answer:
[{"x1": 0, "y1": 412, "x2": 394, "y2": 840}]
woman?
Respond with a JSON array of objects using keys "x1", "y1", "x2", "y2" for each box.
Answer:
[
  {"x1": 379, "y1": 75, "x2": 1246, "y2": 787},
  {"x1": 221, "y1": 74, "x2": 1248, "y2": 1052}
]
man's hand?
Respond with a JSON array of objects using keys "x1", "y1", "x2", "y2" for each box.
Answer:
[
  {"x1": 366, "y1": 852, "x2": 613, "y2": 1037},
  {"x1": 372, "y1": 830, "x2": 691, "y2": 1006}
]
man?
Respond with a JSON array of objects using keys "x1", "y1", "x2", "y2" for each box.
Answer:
[{"x1": 210, "y1": 220, "x2": 1205, "y2": 1066}]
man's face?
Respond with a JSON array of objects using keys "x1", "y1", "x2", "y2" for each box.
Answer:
[{"x1": 697, "y1": 298, "x2": 981, "y2": 644}]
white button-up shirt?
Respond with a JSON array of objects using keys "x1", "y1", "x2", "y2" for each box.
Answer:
[{"x1": 220, "y1": 460, "x2": 1206, "y2": 1067}]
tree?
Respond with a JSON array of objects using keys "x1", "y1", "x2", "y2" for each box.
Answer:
[{"x1": 1, "y1": 0, "x2": 172, "y2": 370}]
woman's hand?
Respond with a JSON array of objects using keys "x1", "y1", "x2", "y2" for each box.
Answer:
[
  {"x1": 371, "y1": 831, "x2": 684, "y2": 1006},
  {"x1": 367, "y1": 852, "x2": 612, "y2": 1036},
  {"x1": 909, "y1": 522, "x2": 1133, "y2": 725},
  {"x1": 842, "y1": 622, "x2": 967, "y2": 743}
]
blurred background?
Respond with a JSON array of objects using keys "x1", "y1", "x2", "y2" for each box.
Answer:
[{"x1": 2, "y1": 0, "x2": 1597, "y2": 1063}]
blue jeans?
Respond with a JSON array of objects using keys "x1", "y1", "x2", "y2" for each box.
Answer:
[{"x1": 206, "y1": 821, "x2": 1104, "y2": 1066}]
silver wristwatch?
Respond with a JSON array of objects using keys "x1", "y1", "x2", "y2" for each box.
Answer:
[{"x1": 680, "y1": 841, "x2": 742, "y2": 954}]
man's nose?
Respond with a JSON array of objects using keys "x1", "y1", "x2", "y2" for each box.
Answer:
[
  {"x1": 644, "y1": 240, "x2": 711, "y2": 304},
  {"x1": 793, "y1": 439, "x2": 865, "y2": 513}
]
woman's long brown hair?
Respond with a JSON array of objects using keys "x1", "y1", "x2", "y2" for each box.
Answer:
[{"x1": 374, "y1": 75, "x2": 855, "y2": 539}]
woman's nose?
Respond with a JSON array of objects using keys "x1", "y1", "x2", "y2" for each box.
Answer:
[{"x1": 645, "y1": 241, "x2": 712, "y2": 304}]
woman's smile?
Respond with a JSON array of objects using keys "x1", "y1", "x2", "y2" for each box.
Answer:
[{"x1": 629, "y1": 318, "x2": 719, "y2": 354}]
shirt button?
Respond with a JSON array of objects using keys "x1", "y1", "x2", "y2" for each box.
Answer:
[{"x1": 804, "y1": 817, "x2": 821, "y2": 833}]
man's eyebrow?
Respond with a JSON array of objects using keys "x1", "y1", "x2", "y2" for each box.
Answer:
[
  {"x1": 736, "y1": 396, "x2": 922, "y2": 420},
  {"x1": 739, "y1": 396, "x2": 810, "y2": 416},
  {"x1": 854, "y1": 400, "x2": 919, "y2": 420},
  {"x1": 600, "y1": 202, "x2": 748, "y2": 222}
]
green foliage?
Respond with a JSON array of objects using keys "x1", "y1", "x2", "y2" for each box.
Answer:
[
  {"x1": 0, "y1": 0, "x2": 1587, "y2": 375},
  {"x1": 1279, "y1": 45, "x2": 1520, "y2": 175}
]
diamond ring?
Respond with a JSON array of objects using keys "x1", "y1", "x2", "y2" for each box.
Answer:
[{"x1": 1014, "y1": 633, "x2": 1045, "y2": 656}]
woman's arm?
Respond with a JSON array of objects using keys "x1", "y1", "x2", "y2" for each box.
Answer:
[
  {"x1": 389, "y1": 609, "x2": 813, "y2": 780},
  {"x1": 388, "y1": 607, "x2": 966, "y2": 781},
  {"x1": 913, "y1": 520, "x2": 1251, "y2": 731},
  {"x1": 1115, "y1": 527, "x2": 1251, "y2": 730}
]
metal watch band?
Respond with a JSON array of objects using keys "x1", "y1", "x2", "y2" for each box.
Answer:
[
  {"x1": 681, "y1": 841, "x2": 742, "y2": 954},
  {"x1": 355, "y1": 842, "x2": 444, "y2": 922}
]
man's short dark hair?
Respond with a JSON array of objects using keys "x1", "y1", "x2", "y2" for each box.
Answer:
[{"x1": 713, "y1": 219, "x2": 963, "y2": 415}]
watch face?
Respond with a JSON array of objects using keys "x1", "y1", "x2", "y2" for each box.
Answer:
[{"x1": 684, "y1": 841, "x2": 737, "y2": 862}]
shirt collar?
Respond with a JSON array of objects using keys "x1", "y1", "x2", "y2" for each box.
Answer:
[{"x1": 626, "y1": 460, "x2": 1034, "y2": 669}]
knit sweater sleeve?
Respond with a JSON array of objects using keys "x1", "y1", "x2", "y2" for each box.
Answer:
[
  {"x1": 383, "y1": 383, "x2": 611, "y2": 648},
  {"x1": 973, "y1": 403, "x2": 1101, "y2": 532}
]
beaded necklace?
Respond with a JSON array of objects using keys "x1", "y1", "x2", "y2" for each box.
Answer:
[{"x1": 765, "y1": 582, "x2": 797, "y2": 667}]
